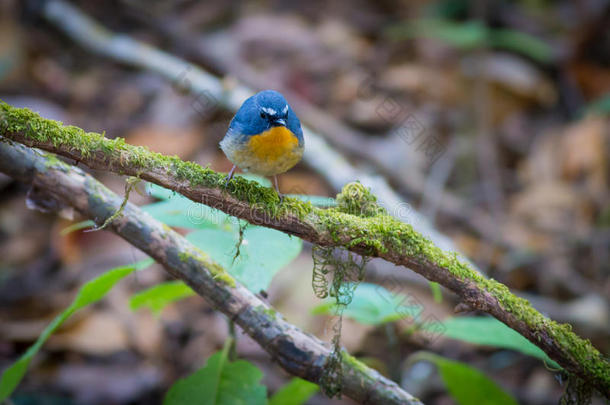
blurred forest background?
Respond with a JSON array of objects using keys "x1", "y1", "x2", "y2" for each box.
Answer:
[{"x1": 0, "y1": 0, "x2": 608, "y2": 404}]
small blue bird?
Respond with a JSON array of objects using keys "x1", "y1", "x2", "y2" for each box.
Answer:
[{"x1": 220, "y1": 90, "x2": 304, "y2": 196}]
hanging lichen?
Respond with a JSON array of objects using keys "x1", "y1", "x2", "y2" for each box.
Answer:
[
  {"x1": 312, "y1": 245, "x2": 331, "y2": 299},
  {"x1": 559, "y1": 374, "x2": 593, "y2": 405},
  {"x1": 313, "y1": 245, "x2": 369, "y2": 397}
]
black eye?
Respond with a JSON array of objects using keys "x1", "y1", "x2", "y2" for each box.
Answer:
[{"x1": 260, "y1": 111, "x2": 266, "y2": 119}]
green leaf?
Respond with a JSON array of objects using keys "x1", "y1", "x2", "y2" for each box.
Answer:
[
  {"x1": 73, "y1": 265, "x2": 136, "y2": 309},
  {"x1": 312, "y1": 283, "x2": 421, "y2": 325},
  {"x1": 164, "y1": 342, "x2": 267, "y2": 405},
  {"x1": 142, "y1": 196, "x2": 232, "y2": 230},
  {"x1": 438, "y1": 317, "x2": 559, "y2": 367},
  {"x1": 489, "y1": 29, "x2": 553, "y2": 63},
  {"x1": 269, "y1": 378, "x2": 318, "y2": 405},
  {"x1": 417, "y1": 352, "x2": 518, "y2": 405},
  {"x1": 386, "y1": 18, "x2": 552, "y2": 63},
  {"x1": 144, "y1": 183, "x2": 236, "y2": 230},
  {"x1": 386, "y1": 19, "x2": 487, "y2": 49},
  {"x1": 310, "y1": 301, "x2": 336, "y2": 316},
  {"x1": 134, "y1": 257, "x2": 156, "y2": 270},
  {"x1": 130, "y1": 280, "x2": 196, "y2": 315},
  {"x1": 428, "y1": 281, "x2": 442, "y2": 303},
  {"x1": 60, "y1": 220, "x2": 95, "y2": 235},
  {"x1": 0, "y1": 262, "x2": 150, "y2": 401},
  {"x1": 147, "y1": 183, "x2": 177, "y2": 200},
  {"x1": 187, "y1": 226, "x2": 302, "y2": 293}
]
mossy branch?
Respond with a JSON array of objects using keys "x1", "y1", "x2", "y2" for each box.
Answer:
[
  {"x1": 1, "y1": 102, "x2": 609, "y2": 396},
  {"x1": 0, "y1": 139, "x2": 420, "y2": 405}
]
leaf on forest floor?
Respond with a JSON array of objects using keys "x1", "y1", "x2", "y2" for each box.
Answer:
[
  {"x1": 411, "y1": 352, "x2": 518, "y2": 405},
  {"x1": 0, "y1": 259, "x2": 153, "y2": 401},
  {"x1": 164, "y1": 340, "x2": 267, "y2": 405}
]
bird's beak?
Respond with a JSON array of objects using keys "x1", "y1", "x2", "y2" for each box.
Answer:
[{"x1": 273, "y1": 118, "x2": 286, "y2": 127}]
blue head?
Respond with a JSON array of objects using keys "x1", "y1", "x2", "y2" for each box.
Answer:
[{"x1": 228, "y1": 90, "x2": 303, "y2": 143}]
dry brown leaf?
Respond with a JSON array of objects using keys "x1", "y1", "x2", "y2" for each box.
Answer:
[
  {"x1": 518, "y1": 131, "x2": 561, "y2": 185},
  {"x1": 0, "y1": 15, "x2": 23, "y2": 84},
  {"x1": 568, "y1": 62, "x2": 610, "y2": 100},
  {"x1": 56, "y1": 364, "x2": 162, "y2": 404},
  {"x1": 380, "y1": 64, "x2": 463, "y2": 105},
  {"x1": 501, "y1": 220, "x2": 552, "y2": 252},
  {"x1": 461, "y1": 54, "x2": 556, "y2": 106},
  {"x1": 0, "y1": 317, "x2": 56, "y2": 342},
  {"x1": 279, "y1": 172, "x2": 332, "y2": 197},
  {"x1": 126, "y1": 126, "x2": 203, "y2": 158},
  {"x1": 560, "y1": 117, "x2": 608, "y2": 196},
  {"x1": 510, "y1": 181, "x2": 591, "y2": 236},
  {"x1": 129, "y1": 312, "x2": 164, "y2": 356},
  {"x1": 49, "y1": 311, "x2": 129, "y2": 355}
]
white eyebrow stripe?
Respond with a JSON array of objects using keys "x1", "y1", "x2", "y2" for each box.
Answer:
[
  {"x1": 262, "y1": 107, "x2": 277, "y2": 115},
  {"x1": 282, "y1": 105, "x2": 288, "y2": 114}
]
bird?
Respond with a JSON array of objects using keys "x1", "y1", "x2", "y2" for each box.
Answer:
[{"x1": 220, "y1": 90, "x2": 304, "y2": 198}]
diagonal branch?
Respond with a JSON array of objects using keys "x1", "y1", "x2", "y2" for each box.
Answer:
[
  {"x1": 0, "y1": 139, "x2": 422, "y2": 405},
  {"x1": 1, "y1": 102, "x2": 609, "y2": 396}
]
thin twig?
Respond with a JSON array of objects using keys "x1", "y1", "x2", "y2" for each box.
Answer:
[{"x1": 86, "y1": 176, "x2": 139, "y2": 231}]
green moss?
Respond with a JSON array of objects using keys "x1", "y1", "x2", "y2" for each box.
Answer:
[
  {"x1": 335, "y1": 182, "x2": 386, "y2": 217},
  {"x1": 481, "y1": 274, "x2": 609, "y2": 383},
  {"x1": 341, "y1": 351, "x2": 370, "y2": 375},
  {"x1": 338, "y1": 351, "x2": 410, "y2": 400},
  {"x1": 178, "y1": 249, "x2": 236, "y2": 287},
  {"x1": 277, "y1": 197, "x2": 315, "y2": 219},
  {"x1": 256, "y1": 305, "x2": 278, "y2": 318},
  {"x1": 42, "y1": 154, "x2": 63, "y2": 170},
  {"x1": 212, "y1": 271, "x2": 235, "y2": 287},
  {"x1": 178, "y1": 252, "x2": 194, "y2": 264}
]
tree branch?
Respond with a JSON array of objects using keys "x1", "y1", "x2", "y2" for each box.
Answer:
[
  {"x1": 37, "y1": 0, "x2": 464, "y2": 260},
  {"x1": 1, "y1": 102, "x2": 609, "y2": 397},
  {"x1": 0, "y1": 139, "x2": 422, "y2": 405}
]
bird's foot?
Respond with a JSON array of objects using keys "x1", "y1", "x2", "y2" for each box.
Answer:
[
  {"x1": 224, "y1": 165, "x2": 236, "y2": 189},
  {"x1": 273, "y1": 175, "x2": 284, "y2": 204}
]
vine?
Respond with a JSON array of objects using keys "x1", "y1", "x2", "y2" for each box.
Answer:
[
  {"x1": 232, "y1": 220, "x2": 249, "y2": 264},
  {"x1": 89, "y1": 176, "x2": 140, "y2": 231}
]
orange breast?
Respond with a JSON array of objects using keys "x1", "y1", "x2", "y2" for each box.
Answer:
[{"x1": 248, "y1": 126, "x2": 299, "y2": 161}]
